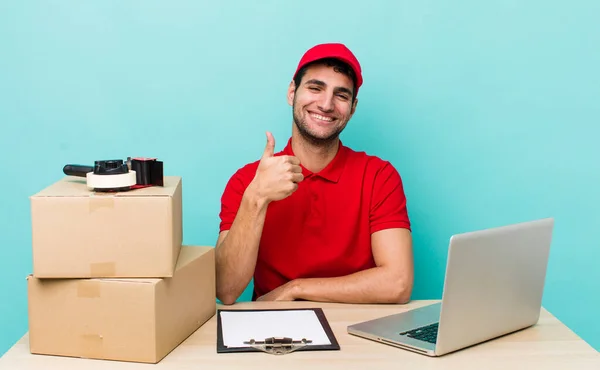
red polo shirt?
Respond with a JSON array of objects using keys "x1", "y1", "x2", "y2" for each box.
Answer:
[{"x1": 219, "y1": 138, "x2": 411, "y2": 299}]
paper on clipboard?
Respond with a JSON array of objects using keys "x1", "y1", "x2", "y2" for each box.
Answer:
[{"x1": 220, "y1": 310, "x2": 332, "y2": 347}]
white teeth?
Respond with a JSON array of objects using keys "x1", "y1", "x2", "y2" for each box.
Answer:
[{"x1": 311, "y1": 113, "x2": 333, "y2": 122}]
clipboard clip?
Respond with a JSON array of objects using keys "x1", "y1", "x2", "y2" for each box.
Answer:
[{"x1": 243, "y1": 337, "x2": 313, "y2": 355}]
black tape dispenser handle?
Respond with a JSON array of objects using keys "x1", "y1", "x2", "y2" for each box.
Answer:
[{"x1": 63, "y1": 165, "x2": 94, "y2": 177}]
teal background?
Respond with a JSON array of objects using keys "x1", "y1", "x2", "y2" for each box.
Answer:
[{"x1": 1, "y1": 0, "x2": 598, "y2": 356}]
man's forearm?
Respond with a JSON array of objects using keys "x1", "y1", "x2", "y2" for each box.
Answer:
[
  {"x1": 216, "y1": 185, "x2": 269, "y2": 304},
  {"x1": 291, "y1": 266, "x2": 413, "y2": 304}
]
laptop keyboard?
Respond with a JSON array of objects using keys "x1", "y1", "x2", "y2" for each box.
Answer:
[{"x1": 400, "y1": 322, "x2": 438, "y2": 344}]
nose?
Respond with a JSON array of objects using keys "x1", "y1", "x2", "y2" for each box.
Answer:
[{"x1": 317, "y1": 92, "x2": 334, "y2": 113}]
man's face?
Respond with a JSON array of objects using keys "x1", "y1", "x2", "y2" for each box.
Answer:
[{"x1": 288, "y1": 63, "x2": 358, "y2": 145}]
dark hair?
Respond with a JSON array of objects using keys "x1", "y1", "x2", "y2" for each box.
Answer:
[{"x1": 293, "y1": 58, "x2": 357, "y2": 102}]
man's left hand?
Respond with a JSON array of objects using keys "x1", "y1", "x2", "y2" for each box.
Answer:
[{"x1": 256, "y1": 280, "x2": 299, "y2": 301}]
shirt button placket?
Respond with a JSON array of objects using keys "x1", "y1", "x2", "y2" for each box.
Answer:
[{"x1": 309, "y1": 178, "x2": 323, "y2": 223}]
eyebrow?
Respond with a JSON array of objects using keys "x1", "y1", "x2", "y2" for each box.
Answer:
[
  {"x1": 304, "y1": 79, "x2": 353, "y2": 96},
  {"x1": 304, "y1": 79, "x2": 326, "y2": 87}
]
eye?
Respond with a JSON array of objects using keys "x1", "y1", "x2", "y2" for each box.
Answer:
[
  {"x1": 336, "y1": 94, "x2": 349, "y2": 100},
  {"x1": 308, "y1": 86, "x2": 320, "y2": 91}
]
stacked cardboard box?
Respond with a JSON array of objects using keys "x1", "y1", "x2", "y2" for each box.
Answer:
[{"x1": 27, "y1": 175, "x2": 216, "y2": 363}]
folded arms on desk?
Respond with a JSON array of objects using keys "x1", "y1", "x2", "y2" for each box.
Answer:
[
  {"x1": 216, "y1": 201, "x2": 414, "y2": 305},
  {"x1": 255, "y1": 228, "x2": 413, "y2": 304}
]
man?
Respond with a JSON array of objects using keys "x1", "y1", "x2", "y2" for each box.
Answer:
[{"x1": 216, "y1": 43, "x2": 413, "y2": 305}]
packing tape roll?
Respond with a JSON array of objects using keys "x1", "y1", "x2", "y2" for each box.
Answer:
[
  {"x1": 90, "y1": 262, "x2": 116, "y2": 277},
  {"x1": 86, "y1": 171, "x2": 136, "y2": 190},
  {"x1": 80, "y1": 334, "x2": 103, "y2": 359},
  {"x1": 88, "y1": 195, "x2": 115, "y2": 213},
  {"x1": 77, "y1": 281, "x2": 101, "y2": 298}
]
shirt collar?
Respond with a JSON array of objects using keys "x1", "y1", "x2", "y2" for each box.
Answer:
[{"x1": 281, "y1": 138, "x2": 348, "y2": 183}]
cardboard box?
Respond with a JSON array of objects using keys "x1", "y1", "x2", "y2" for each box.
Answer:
[
  {"x1": 30, "y1": 176, "x2": 183, "y2": 278},
  {"x1": 27, "y1": 246, "x2": 216, "y2": 364}
]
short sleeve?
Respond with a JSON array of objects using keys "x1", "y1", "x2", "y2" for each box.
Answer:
[
  {"x1": 370, "y1": 162, "x2": 411, "y2": 234},
  {"x1": 219, "y1": 166, "x2": 254, "y2": 232}
]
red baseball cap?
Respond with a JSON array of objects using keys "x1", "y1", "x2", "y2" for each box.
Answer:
[{"x1": 293, "y1": 43, "x2": 363, "y2": 96}]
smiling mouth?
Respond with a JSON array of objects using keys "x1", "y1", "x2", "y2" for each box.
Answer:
[{"x1": 309, "y1": 113, "x2": 334, "y2": 123}]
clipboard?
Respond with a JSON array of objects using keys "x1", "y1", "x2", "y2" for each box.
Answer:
[{"x1": 216, "y1": 308, "x2": 340, "y2": 355}]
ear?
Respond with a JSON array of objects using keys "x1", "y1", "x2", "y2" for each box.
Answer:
[
  {"x1": 350, "y1": 98, "x2": 358, "y2": 116},
  {"x1": 287, "y1": 81, "x2": 296, "y2": 106}
]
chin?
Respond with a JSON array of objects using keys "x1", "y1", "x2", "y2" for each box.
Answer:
[{"x1": 303, "y1": 130, "x2": 340, "y2": 144}]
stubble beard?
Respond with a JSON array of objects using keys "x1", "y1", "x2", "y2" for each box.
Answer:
[{"x1": 292, "y1": 100, "x2": 347, "y2": 147}]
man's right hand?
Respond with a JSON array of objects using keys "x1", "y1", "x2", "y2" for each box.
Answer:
[{"x1": 249, "y1": 132, "x2": 304, "y2": 203}]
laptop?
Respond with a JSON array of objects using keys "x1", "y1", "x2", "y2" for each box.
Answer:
[{"x1": 347, "y1": 218, "x2": 554, "y2": 357}]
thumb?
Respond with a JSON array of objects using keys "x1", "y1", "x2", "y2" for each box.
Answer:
[{"x1": 261, "y1": 131, "x2": 275, "y2": 159}]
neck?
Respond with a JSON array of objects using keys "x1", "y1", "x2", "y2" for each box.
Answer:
[{"x1": 291, "y1": 127, "x2": 340, "y2": 173}]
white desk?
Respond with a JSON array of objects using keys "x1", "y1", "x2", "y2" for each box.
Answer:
[{"x1": 0, "y1": 300, "x2": 598, "y2": 369}]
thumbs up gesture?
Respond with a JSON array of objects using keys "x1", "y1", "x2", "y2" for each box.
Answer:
[{"x1": 250, "y1": 132, "x2": 304, "y2": 203}]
